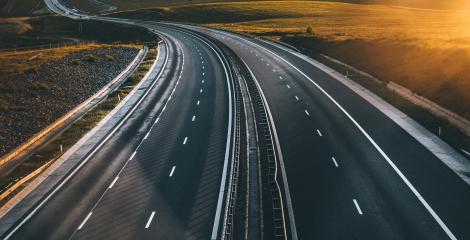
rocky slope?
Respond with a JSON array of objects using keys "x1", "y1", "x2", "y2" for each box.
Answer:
[{"x1": 0, "y1": 47, "x2": 139, "y2": 157}]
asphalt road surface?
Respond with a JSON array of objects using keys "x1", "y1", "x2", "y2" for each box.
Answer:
[
  {"x1": 3, "y1": 1, "x2": 470, "y2": 239},
  {"x1": 5, "y1": 23, "x2": 234, "y2": 240},
  {"x1": 190, "y1": 28, "x2": 470, "y2": 240}
]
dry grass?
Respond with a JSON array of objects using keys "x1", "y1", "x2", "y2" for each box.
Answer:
[
  {"x1": 122, "y1": 0, "x2": 470, "y2": 118},
  {"x1": 0, "y1": 43, "x2": 141, "y2": 78},
  {"x1": 0, "y1": 18, "x2": 32, "y2": 36},
  {"x1": 0, "y1": 47, "x2": 158, "y2": 205},
  {"x1": 196, "y1": 1, "x2": 470, "y2": 49}
]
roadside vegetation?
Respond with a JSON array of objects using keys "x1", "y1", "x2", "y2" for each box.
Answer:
[
  {"x1": 0, "y1": 46, "x2": 158, "y2": 206},
  {"x1": 0, "y1": 11, "x2": 159, "y2": 204},
  {"x1": 109, "y1": 0, "x2": 470, "y2": 155},
  {"x1": 111, "y1": 1, "x2": 470, "y2": 120},
  {"x1": 0, "y1": 43, "x2": 135, "y2": 78},
  {"x1": 0, "y1": 43, "x2": 141, "y2": 156}
]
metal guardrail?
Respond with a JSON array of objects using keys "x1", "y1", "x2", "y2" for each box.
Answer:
[
  {"x1": 387, "y1": 81, "x2": 470, "y2": 136},
  {"x1": 228, "y1": 47, "x2": 288, "y2": 240},
  {"x1": 220, "y1": 46, "x2": 244, "y2": 240},
  {"x1": 0, "y1": 46, "x2": 148, "y2": 176}
]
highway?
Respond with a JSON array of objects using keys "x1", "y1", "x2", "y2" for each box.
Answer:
[
  {"x1": 188, "y1": 28, "x2": 470, "y2": 239},
  {"x1": 2, "y1": 16, "x2": 235, "y2": 240},
  {"x1": 1, "y1": 0, "x2": 470, "y2": 239}
]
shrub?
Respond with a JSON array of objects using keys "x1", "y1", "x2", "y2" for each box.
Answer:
[
  {"x1": 30, "y1": 92, "x2": 40, "y2": 98},
  {"x1": 24, "y1": 67, "x2": 38, "y2": 74},
  {"x1": 83, "y1": 54, "x2": 97, "y2": 62},
  {"x1": 72, "y1": 59, "x2": 81, "y2": 65},
  {"x1": 306, "y1": 25, "x2": 314, "y2": 34},
  {"x1": 105, "y1": 54, "x2": 115, "y2": 62}
]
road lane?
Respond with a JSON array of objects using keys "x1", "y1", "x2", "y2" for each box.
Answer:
[
  {"x1": 192, "y1": 27, "x2": 470, "y2": 239},
  {"x1": 72, "y1": 27, "x2": 232, "y2": 240},
  {"x1": 4, "y1": 25, "x2": 233, "y2": 240},
  {"x1": 5, "y1": 1, "x2": 470, "y2": 239}
]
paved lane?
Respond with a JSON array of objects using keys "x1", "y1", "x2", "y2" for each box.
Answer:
[
  {"x1": 192, "y1": 27, "x2": 470, "y2": 240},
  {"x1": 5, "y1": 25, "x2": 234, "y2": 240}
]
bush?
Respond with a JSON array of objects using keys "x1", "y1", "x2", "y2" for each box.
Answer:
[
  {"x1": 105, "y1": 54, "x2": 115, "y2": 62},
  {"x1": 72, "y1": 59, "x2": 81, "y2": 65},
  {"x1": 30, "y1": 92, "x2": 40, "y2": 98},
  {"x1": 24, "y1": 67, "x2": 38, "y2": 74},
  {"x1": 83, "y1": 54, "x2": 97, "y2": 62},
  {"x1": 306, "y1": 25, "x2": 314, "y2": 34}
]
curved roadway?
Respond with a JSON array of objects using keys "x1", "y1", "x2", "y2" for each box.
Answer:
[
  {"x1": 3, "y1": 17, "x2": 234, "y2": 240},
  {"x1": 2, "y1": 1, "x2": 470, "y2": 240}
]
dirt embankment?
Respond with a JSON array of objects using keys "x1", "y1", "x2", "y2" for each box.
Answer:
[{"x1": 0, "y1": 46, "x2": 139, "y2": 157}]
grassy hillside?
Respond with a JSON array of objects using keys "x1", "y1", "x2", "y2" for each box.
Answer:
[
  {"x1": 2, "y1": 0, "x2": 467, "y2": 17},
  {"x1": 0, "y1": 0, "x2": 47, "y2": 17},
  {"x1": 104, "y1": 0, "x2": 470, "y2": 11},
  {"x1": 111, "y1": 1, "x2": 470, "y2": 119}
]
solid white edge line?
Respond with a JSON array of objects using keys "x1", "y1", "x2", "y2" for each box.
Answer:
[
  {"x1": 244, "y1": 37, "x2": 458, "y2": 240},
  {"x1": 108, "y1": 176, "x2": 119, "y2": 189},
  {"x1": 353, "y1": 199, "x2": 363, "y2": 215},
  {"x1": 462, "y1": 149, "x2": 470, "y2": 157},
  {"x1": 145, "y1": 211, "x2": 156, "y2": 229},
  {"x1": 129, "y1": 151, "x2": 137, "y2": 160},
  {"x1": 77, "y1": 212, "x2": 93, "y2": 230},
  {"x1": 144, "y1": 132, "x2": 150, "y2": 140}
]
